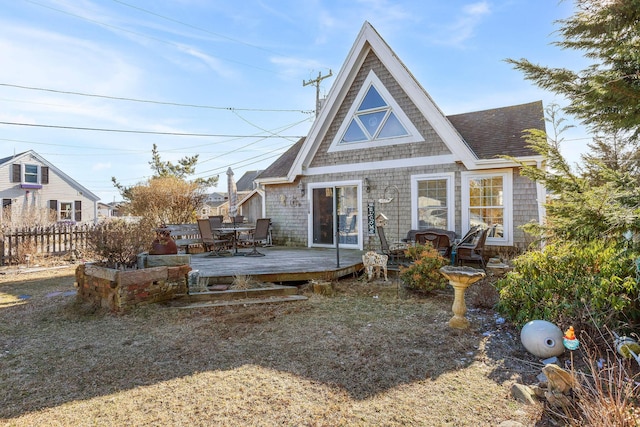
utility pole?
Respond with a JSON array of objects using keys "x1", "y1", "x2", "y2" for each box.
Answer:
[{"x1": 303, "y1": 70, "x2": 332, "y2": 117}]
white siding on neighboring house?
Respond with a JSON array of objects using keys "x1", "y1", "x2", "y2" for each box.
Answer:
[{"x1": 0, "y1": 151, "x2": 100, "y2": 226}]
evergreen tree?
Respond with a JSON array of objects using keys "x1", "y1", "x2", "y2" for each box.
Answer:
[
  {"x1": 514, "y1": 105, "x2": 640, "y2": 246},
  {"x1": 506, "y1": 0, "x2": 640, "y2": 139}
]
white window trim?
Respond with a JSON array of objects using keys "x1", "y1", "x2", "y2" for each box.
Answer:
[
  {"x1": 307, "y1": 179, "x2": 363, "y2": 250},
  {"x1": 58, "y1": 201, "x2": 74, "y2": 222},
  {"x1": 461, "y1": 169, "x2": 513, "y2": 246},
  {"x1": 328, "y1": 70, "x2": 422, "y2": 152},
  {"x1": 410, "y1": 172, "x2": 455, "y2": 232},
  {"x1": 22, "y1": 164, "x2": 40, "y2": 185}
]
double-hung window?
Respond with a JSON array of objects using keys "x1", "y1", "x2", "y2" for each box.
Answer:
[
  {"x1": 12, "y1": 163, "x2": 49, "y2": 188},
  {"x1": 411, "y1": 173, "x2": 454, "y2": 231},
  {"x1": 24, "y1": 165, "x2": 38, "y2": 183},
  {"x1": 461, "y1": 170, "x2": 512, "y2": 245}
]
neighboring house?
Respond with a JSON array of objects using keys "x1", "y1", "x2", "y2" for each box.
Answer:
[
  {"x1": 235, "y1": 170, "x2": 264, "y2": 223},
  {"x1": 236, "y1": 170, "x2": 262, "y2": 192},
  {"x1": 255, "y1": 22, "x2": 545, "y2": 252},
  {"x1": 97, "y1": 201, "x2": 123, "y2": 220},
  {"x1": 205, "y1": 192, "x2": 226, "y2": 204},
  {"x1": 200, "y1": 192, "x2": 227, "y2": 218},
  {"x1": 0, "y1": 150, "x2": 100, "y2": 226},
  {"x1": 202, "y1": 171, "x2": 266, "y2": 223}
]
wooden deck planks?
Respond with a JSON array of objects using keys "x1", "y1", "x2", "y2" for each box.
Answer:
[{"x1": 189, "y1": 247, "x2": 365, "y2": 285}]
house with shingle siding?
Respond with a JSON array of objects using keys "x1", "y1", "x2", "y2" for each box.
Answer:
[
  {"x1": 0, "y1": 150, "x2": 100, "y2": 226},
  {"x1": 256, "y1": 22, "x2": 545, "y2": 253}
]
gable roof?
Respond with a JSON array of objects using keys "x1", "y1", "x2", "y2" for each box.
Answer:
[
  {"x1": 258, "y1": 22, "x2": 544, "y2": 186},
  {"x1": 0, "y1": 150, "x2": 100, "y2": 201},
  {"x1": 256, "y1": 138, "x2": 306, "y2": 182},
  {"x1": 236, "y1": 170, "x2": 263, "y2": 192},
  {"x1": 448, "y1": 101, "x2": 544, "y2": 160}
]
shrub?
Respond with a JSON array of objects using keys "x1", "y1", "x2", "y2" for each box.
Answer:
[
  {"x1": 399, "y1": 243, "x2": 448, "y2": 292},
  {"x1": 86, "y1": 219, "x2": 155, "y2": 268},
  {"x1": 495, "y1": 240, "x2": 640, "y2": 332},
  {"x1": 548, "y1": 331, "x2": 640, "y2": 426}
]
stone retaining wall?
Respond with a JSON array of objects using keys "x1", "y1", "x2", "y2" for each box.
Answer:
[{"x1": 75, "y1": 262, "x2": 191, "y2": 312}]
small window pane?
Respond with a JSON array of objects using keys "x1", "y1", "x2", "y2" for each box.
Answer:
[
  {"x1": 358, "y1": 86, "x2": 386, "y2": 111},
  {"x1": 342, "y1": 119, "x2": 368, "y2": 143},
  {"x1": 378, "y1": 112, "x2": 408, "y2": 138},
  {"x1": 358, "y1": 111, "x2": 387, "y2": 137}
]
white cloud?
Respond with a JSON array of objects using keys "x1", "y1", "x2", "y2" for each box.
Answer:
[
  {"x1": 429, "y1": 1, "x2": 492, "y2": 47},
  {"x1": 174, "y1": 44, "x2": 236, "y2": 78},
  {"x1": 464, "y1": 1, "x2": 491, "y2": 16}
]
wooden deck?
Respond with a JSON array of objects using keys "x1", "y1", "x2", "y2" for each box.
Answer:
[{"x1": 189, "y1": 247, "x2": 366, "y2": 285}]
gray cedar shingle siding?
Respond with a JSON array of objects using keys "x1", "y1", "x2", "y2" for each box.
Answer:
[
  {"x1": 311, "y1": 51, "x2": 451, "y2": 168},
  {"x1": 260, "y1": 100, "x2": 544, "y2": 185}
]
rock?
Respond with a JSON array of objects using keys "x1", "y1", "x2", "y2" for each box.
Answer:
[
  {"x1": 511, "y1": 383, "x2": 538, "y2": 405},
  {"x1": 545, "y1": 390, "x2": 572, "y2": 408},
  {"x1": 530, "y1": 384, "x2": 547, "y2": 398},
  {"x1": 542, "y1": 363, "x2": 575, "y2": 394}
]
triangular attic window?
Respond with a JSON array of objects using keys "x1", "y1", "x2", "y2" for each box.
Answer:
[
  {"x1": 330, "y1": 70, "x2": 421, "y2": 152},
  {"x1": 343, "y1": 87, "x2": 408, "y2": 142}
]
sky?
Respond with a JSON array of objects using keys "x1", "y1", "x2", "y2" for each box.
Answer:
[{"x1": 1, "y1": 0, "x2": 592, "y2": 203}]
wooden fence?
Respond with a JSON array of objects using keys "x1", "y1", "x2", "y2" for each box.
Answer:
[{"x1": 0, "y1": 224, "x2": 96, "y2": 266}]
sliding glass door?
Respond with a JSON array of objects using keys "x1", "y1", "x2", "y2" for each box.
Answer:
[{"x1": 311, "y1": 184, "x2": 359, "y2": 247}]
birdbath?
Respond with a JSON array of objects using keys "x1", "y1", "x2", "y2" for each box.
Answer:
[{"x1": 439, "y1": 266, "x2": 486, "y2": 329}]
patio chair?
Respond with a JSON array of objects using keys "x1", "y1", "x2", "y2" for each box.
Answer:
[
  {"x1": 377, "y1": 225, "x2": 406, "y2": 265},
  {"x1": 197, "y1": 219, "x2": 232, "y2": 256},
  {"x1": 414, "y1": 231, "x2": 451, "y2": 257},
  {"x1": 456, "y1": 226, "x2": 490, "y2": 268},
  {"x1": 244, "y1": 218, "x2": 271, "y2": 257}
]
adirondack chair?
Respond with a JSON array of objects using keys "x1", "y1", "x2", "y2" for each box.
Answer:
[{"x1": 456, "y1": 226, "x2": 491, "y2": 268}]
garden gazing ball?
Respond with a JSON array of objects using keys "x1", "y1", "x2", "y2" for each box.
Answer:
[{"x1": 520, "y1": 320, "x2": 565, "y2": 358}]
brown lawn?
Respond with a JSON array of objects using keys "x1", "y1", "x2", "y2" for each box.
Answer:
[{"x1": 0, "y1": 265, "x2": 545, "y2": 426}]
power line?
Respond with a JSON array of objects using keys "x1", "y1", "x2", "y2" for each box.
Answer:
[
  {"x1": 110, "y1": 0, "x2": 282, "y2": 56},
  {"x1": 0, "y1": 83, "x2": 314, "y2": 114},
  {"x1": 0, "y1": 121, "x2": 305, "y2": 138},
  {"x1": 23, "y1": 0, "x2": 281, "y2": 75}
]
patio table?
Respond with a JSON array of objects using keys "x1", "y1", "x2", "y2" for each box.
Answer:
[{"x1": 216, "y1": 226, "x2": 255, "y2": 256}]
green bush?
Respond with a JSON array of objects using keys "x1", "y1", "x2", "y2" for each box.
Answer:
[
  {"x1": 495, "y1": 240, "x2": 640, "y2": 332},
  {"x1": 399, "y1": 243, "x2": 448, "y2": 292}
]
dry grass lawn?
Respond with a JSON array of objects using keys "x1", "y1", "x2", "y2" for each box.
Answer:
[{"x1": 0, "y1": 265, "x2": 546, "y2": 426}]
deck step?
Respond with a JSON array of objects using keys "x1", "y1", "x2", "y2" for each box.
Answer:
[{"x1": 174, "y1": 294, "x2": 308, "y2": 309}]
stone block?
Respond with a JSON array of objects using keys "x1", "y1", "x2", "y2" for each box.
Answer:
[
  {"x1": 145, "y1": 254, "x2": 191, "y2": 268},
  {"x1": 116, "y1": 266, "x2": 167, "y2": 287}
]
